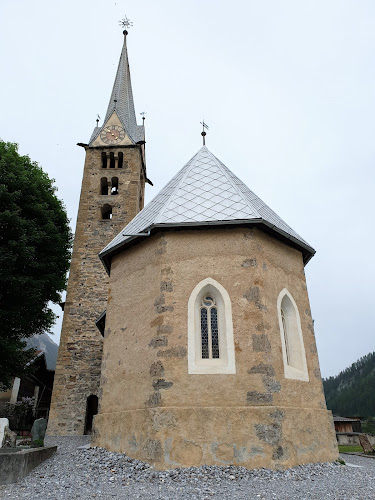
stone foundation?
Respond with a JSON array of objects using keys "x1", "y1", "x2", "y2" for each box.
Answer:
[{"x1": 93, "y1": 406, "x2": 338, "y2": 469}]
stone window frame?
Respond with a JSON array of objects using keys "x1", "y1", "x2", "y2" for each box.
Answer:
[
  {"x1": 277, "y1": 288, "x2": 309, "y2": 382},
  {"x1": 188, "y1": 277, "x2": 236, "y2": 374}
]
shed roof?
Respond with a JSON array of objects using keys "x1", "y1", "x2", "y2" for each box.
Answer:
[{"x1": 100, "y1": 146, "x2": 315, "y2": 272}]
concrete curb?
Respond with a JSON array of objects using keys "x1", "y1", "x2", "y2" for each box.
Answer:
[{"x1": 0, "y1": 446, "x2": 57, "y2": 484}]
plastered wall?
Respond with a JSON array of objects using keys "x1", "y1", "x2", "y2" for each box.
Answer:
[{"x1": 93, "y1": 227, "x2": 338, "y2": 468}]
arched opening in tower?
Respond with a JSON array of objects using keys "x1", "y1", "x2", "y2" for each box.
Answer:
[
  {"x1": 84, "y1": 395, "x2": 98, "y2": 435},
  {"x1": 101, "y1": 204, "x2": 112, "y2": 220},
  {"x1": 101, "y1": 177, "x2": 109, "y2": 195},
  {"x1": 101, "y1": 152, "x2": 107, "y2": 169},
  {"x1": 109, "y1": 152, "x2": 115, "y2": 169},
  {"x1": 118, "y1": 152, "x2": 123, "y2": 169},
  {"x1": 111, "y1": 177, "x2": 119, "y2": 195}
]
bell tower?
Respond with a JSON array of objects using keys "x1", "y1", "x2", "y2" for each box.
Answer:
[{"x1": 48, "y1": 28, "x2": 150, "y2": 435}]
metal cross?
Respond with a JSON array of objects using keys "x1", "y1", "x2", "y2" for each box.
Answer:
[
  {"x1": 96, "y1": 114, "x2": 101, "y2": 127},
  {"x1": 140, "y1": 111, "x2": 147, "y2": 124},
  {"x1": 119, "y1": 16, "x2": 133, "y2": 31},
  {"x1": 200, "y1": 119, "x2": 209, "y2": 146}
]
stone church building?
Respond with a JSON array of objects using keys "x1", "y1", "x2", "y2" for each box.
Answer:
[{"x1": 48, "y1": 29, "x2": 338, "y2": 469}]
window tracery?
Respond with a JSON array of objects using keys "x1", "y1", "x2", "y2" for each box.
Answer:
[
  {"x1": 188, "y1": 278, "x2": 236, "y2": 374},
  {"x1": 200, "y1": 295, "x2": 220, "y2": 359}
]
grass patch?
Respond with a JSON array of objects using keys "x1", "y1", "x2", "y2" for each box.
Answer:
[{"x1": 338, "y1": 445, "x2": 363, "y2": 453}]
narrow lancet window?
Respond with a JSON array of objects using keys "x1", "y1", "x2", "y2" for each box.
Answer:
[
  {"x1": 277, "y1": 289, "x2": 309, "y2": 381},
  {"x1": 101, "y1": 152, "x2": 107, "y2": 169},
  {"x1": 109, "y1": 152, "x2": 115, "y2": 169},
  {"x1": 188, "y1": 278, "x2": 236, "y2": 374},
  {"x1": 101, "y1": 178, "x2": 108, "y2": 195},
  {"x1": 118, "y1": 152, "x2": 123, "y2": 169},
  {"x1": 101, "y1": 204, "x2": 112, "y2": 220},
  {"x1": 111, "y1": 177, "x2": 118, "y2": 195},
  {"x1": 200, "y1": 308, "x2": 209, "y2": 358},
  {"x1": 200, "y1": 295, "x2": 220, "y2": 360},
  {"x1": 280, "y1": 308, "x2": 290, "y2": 365}
]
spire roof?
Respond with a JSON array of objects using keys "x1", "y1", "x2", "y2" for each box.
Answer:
[
  {"x1": 100, "y1": 146, "x2": 315, "y2": 271},
  {"x1": 89, "y1": 31, "x2": 144, "y2": 145}
]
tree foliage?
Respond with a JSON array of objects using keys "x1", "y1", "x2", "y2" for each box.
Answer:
[
  {"x1": 323, "y1": 352, "x2": 375, "y2": 418},
  {"x1": 0, "y1": 141, "x2": 72, "y2": 388}
]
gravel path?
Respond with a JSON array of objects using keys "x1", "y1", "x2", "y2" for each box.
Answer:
[{"x1": 1, "y1": 437, "x2": 375, "y2": 499}]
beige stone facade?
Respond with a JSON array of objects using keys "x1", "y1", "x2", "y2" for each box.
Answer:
[
  {"x1": 92, "y1": 227, "x2": 338, "y2": 469},
  {"x1": 47, "y1": 144, "x2": 145, "y2": 435}
]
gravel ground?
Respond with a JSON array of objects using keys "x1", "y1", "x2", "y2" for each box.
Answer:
[{"x1": 1, "y1": 436, "x2": 375, "y2": 499}]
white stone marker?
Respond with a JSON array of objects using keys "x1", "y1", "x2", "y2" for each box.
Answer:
[{"x1": 0, "y1": 418, "x2": 9, "y2": 447}]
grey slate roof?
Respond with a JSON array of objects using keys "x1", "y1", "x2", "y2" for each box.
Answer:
[
  {"x1": 100, "y1": 146, "x2": 315, "y2": 271},
  {"x1": 89, "y1": 32, "x2": 144, "y2": 145}
]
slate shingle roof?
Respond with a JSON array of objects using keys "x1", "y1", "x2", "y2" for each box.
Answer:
[{"x1": 100, "y1": 146, "x2": 315, "y2": 272}]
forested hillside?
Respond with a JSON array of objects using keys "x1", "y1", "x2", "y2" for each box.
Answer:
[{"x1": 323, "y1": 352, "x2": 375, "y2": 417}]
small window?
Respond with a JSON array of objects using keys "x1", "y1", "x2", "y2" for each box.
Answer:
[
  {"x1": 118, "y1": 152, "x2": 123, "y2": 169},
  {"x1": 109, "y1": 152, "x2": 115, "y2": 169},
  {"x1": 277, "y1": 289, "x2": 309, "y2": 381},
  {"x1": 101, "y1": 178, "x2": 108, "y2": 195},
  {"x1": 101, "y1": 204, "x2": 112, "y2": 220},
  {"x1": 200, "y1": 295, "x2": 219, "y2": 359},
  {"x1": 101, "y1": 152, "x2": 107, "y2": 169},
  {"x1": 188, "y1": 278, "x2": 236, "y2": 374},
  {"x1": 111, "y1": 177, "x2": 118, "y2": 195}
]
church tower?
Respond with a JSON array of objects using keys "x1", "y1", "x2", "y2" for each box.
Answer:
[{"x1": 48, "y1": 29, "x2": 150, "y2": 435}]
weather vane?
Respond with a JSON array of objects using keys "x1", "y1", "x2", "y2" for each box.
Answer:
[
  {"x1": 140, "y1": 111, "x2": 147, "y2": 124},
  {"x1": 200, "y1": 119, "x2": 209, "y2": 146},
  {"x1": 119, "y1": 16, "x2": 133, "y2": 31},
  {"x1": 96, "y1": 114, "x2": 101, "y2": 127}
]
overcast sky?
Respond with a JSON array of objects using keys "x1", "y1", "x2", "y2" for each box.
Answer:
[{"x1": 1, "y1": 0, "x2": 374, "y2": 378}]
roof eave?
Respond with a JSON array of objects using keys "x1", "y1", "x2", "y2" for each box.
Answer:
[{"x1": 99, "y1": 219, "x2": 315, "y2": 275}]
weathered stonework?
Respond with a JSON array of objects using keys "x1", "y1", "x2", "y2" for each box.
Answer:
[
  {"x1": 47, "y1": 145, "x2": 145, "y2": 435},
  {"x1": 92, "y1": 227, "x2": 338, "y2": 469}
]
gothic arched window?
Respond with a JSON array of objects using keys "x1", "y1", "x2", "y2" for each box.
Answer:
[
  {"x1": 277, "y1": 289, "x2": 309, "y2": 381},
  {"x1": 200, "y1": 294, "x2": 219, "y2": 359},
  {"x1": 188, "y1": 278, "x2": 236, "y2": 374}
]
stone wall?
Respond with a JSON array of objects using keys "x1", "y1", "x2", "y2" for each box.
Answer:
[
  {"x1": 92, "y1": 227, "x2": 338, "y2": 469},
  {"x1": 47, "y1": 144, "x2": 145, "y2": 435}
]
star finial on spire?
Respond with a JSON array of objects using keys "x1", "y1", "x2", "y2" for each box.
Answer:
[
  {"x1": 119, "y1": 15, "x2": 133, "y2": 33},
  {"x1": 200, "y1": 119, "x2": 209, "y2": 146}
]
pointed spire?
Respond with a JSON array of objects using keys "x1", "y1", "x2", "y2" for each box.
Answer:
[{"x1": 89, "y1": 30, "x2": 144, "y2": 145}]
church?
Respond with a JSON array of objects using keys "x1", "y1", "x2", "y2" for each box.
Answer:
[{"x1": 47, "y1": 27, "x2": 338, "y2": 469}]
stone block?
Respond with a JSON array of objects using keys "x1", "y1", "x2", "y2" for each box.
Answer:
[{"x1": 31, "y1": 418, "x2": 47, "y2": 443}]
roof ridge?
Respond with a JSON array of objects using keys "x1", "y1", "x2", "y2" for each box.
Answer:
[
  {"x1": 154, "y1": 148, "x2": 206, "y2": 223},
  {"x1": 206, "y1": 149, "x2": 263, "y2": 219}
]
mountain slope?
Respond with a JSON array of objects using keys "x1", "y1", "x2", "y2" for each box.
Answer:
[{"x1": 323, "y1": 352, "x2": 375, "y2": 417}]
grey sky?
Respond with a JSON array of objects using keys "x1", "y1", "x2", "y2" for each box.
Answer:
[{"x1": 1, "y1": 0, "x2": 374, "y2": 378}]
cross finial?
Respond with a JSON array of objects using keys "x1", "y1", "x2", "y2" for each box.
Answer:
[
  {"x1": 200, "y1": 119, "x2": 209, "y2": 146},
  {"x1": 96, "y1": 114, "x2": 100, "y2": 127},
  {"x1": 119, "y1": 15, "x2": 133, "y2": 34},
  {"x1": 140, "y1": 111, "x2": 147, "y2": 125}
]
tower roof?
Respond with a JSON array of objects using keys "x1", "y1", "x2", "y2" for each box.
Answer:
[
  {"x1": 100, "y1": 146, "x2": 315, "y2": 271},
  {"x1": 89, "y1": 31, "x2": 144, "y2": 145}
]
